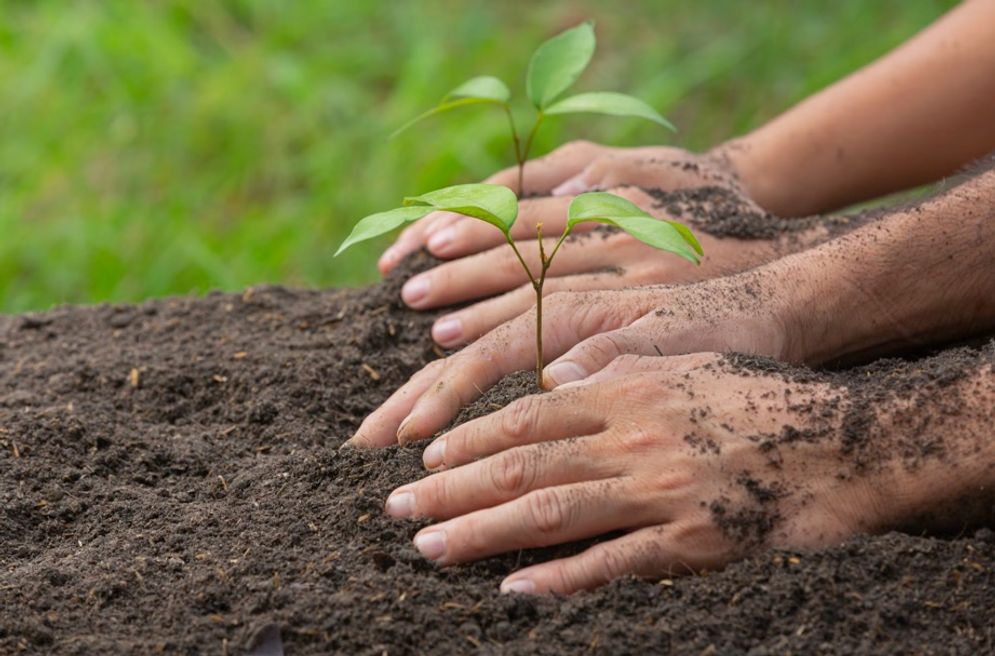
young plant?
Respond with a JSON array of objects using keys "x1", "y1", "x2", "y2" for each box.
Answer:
[
  {"x1": 392, "y1": 21, "x2": 675, "y2": 196},
  {"x1": 335, "y1": 184, "x2": 702, "y2": 385}
]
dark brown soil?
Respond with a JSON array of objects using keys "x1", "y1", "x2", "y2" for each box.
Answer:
[
  {"x1": 641, "y1": 185, "x2": 871, "y2": 241},
  {"x1": 2, "y1": 249, "x2": 993, "y2": 655}
]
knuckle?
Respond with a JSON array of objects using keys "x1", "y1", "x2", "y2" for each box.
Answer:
[
  {"x1": 525, "y1": 488, "x2": 571, "y2": 535},
  {"x1": 418, "y1": 475, "x2": 450, "y2": 514},
  {"x1": 584, "y1": 331, "x2": 631, "y2": 362},
  {"x1": 606, "y1": 353, "x2": 651, "y2": 374},
  {"x1": 558, "y1": 139, "x2": 596, "y2": 156},
  {"x1": 488, "y1": 448, "x2": 534, "y2": 495},
  {"x1": 593, "y1": 544, "x2": 631, "y2": 581},
  {"x1": 618, "y1": 425, "x2": 659, "y2": 454},
  {"x1": 500, "y1": 396, "x2": 540, "y2": 440}
]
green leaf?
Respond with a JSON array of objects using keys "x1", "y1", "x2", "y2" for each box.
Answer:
[
  {"x1": 526, "y1": 21, "x2": 596, "y2": 109},
  {"x1": 568, "y1": 192, "x2": 701, "y2": 264},
  {"x1": 545, "y1": 91, "x2": 676, "y2": 131},
  {"x1": 391, "y1": 76, "x2": 510, "y2": 139},
  {"x1": 404, "y1": 183, "x2": 518, "y2": 233},
  {"x1": 446, "y1": 75, "x2": 511, "y2": 103},
  {"x1": 664, "y1": 220, "x2": 704, "y2": 256},
  {"x1": 334, "y1": 206, "x2": 434, "y2": 256}
]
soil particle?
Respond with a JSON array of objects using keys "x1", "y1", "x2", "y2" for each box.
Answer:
[{"x1": 1, "y1": 251, "x2": 993, "y2": 654}]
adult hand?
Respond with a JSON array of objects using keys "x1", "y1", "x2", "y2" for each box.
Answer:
[
  {"x1": 380, "y1": 353, "x2": 886, "y2": 593},
  {"x1": 377, "y1": 141, "x2": 744, "y2": 274},
  {"x1": 383, "y1": 348, "x2": 995, "y2": 593},
  {"x1": 400, "y1": 186, "x2": 783, "y2": 348},
  {"x1": 346, "y1": 270, "x2": 796, "y2": 449}
]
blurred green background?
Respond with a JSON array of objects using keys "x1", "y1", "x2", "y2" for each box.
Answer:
[{"x1": 0, "y1": 0, "x2": 953, "y2": 313}]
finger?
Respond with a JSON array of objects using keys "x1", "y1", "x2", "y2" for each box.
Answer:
[
  {"x1": 486, "y1": 140, "x2": 606, "y2": 196},
  {"x1": 557, "y1": 353, "x2": 724, "y2": 389},
  {"x1": 404, "y1": 231, "x2": 620, "y2": 310},
  {"x1": 421, "y1": 384, "x2": 608, "y2": 470},
  {"x1": 551, "y1": 157, "x2": 611, "y2": 196},
  {"x1": 378, "y1": 211, "x2": 463, "y2": 273},
  {"x1": 552, "y1": 153, "x2": 715, "y2": 199},
  {"x1": 426, "y1": 196, "x2": 577, "y2": 259},
  {"x1": 343, "y1": 358, "x2": 446, "y2": 448},
  {"x1": 430, "y1": 271, "x2": 632, "y2": 348},
  {"x1": 501, "y1": 524, "x2": 708, "y2": 594},
  {"x1": 542, "y1": 325, "x2": 661, "y2": 388},
  {"x1": 395, "y1": 289, "x2": 656, "y2": 445},
  {"x1": 387, "y1": 431, "x2": 615, "y2": 520},
  {"x1": 411, "y1": 478, "x2": 655, "y2": 566}
]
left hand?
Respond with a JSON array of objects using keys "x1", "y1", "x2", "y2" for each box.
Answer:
[{"x1": 383, "y1": 353, "x2": 888, "y2": 594}]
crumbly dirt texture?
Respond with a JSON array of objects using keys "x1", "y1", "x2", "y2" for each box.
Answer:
[{"x1": 2, "y1": 250, "x2": 993, "y2": 655}]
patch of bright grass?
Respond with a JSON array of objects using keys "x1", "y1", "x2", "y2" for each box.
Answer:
[{"x1": 0, "y1": 0, "x2": 954, "y2": 312}]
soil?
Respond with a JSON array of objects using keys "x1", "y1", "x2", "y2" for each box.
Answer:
[
  {"x1": 2, "y1": 244, "x2": 994, "y2": 654},
  {"x1": 641, "y1": 185, "x2": 872, "y2": 241}
]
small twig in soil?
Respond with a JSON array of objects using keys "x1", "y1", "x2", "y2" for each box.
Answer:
[{"x1": 360, "y1": 363, "x2": 382, "y2": 381}]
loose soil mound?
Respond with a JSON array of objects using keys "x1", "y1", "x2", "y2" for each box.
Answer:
[{"x1": 2, "y1": 249, "x2": 993, "y2": 654}]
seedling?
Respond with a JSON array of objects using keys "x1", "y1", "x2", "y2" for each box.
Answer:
[
  {"x1": 336, "y1": 184, "x2": 702, "y2": 385},
  {"x1": 392, "y1": 21, "x2": 675, "y2": 196},
  {"x1": 335, "y1": 21, "x2": 700, "y2": 385}
]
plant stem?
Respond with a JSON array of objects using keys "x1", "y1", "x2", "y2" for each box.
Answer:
[
  {"x1": 532, "y1": 226, "x2": 571, "y2": 387},
  {"x1": 534, "y1": 223, "x2": 546, "y2": 386},
  {"x1": 517, "y1": 112, "x2": 544, "y2": 199},
  {"x1": 503, "y1": 233, "x2": 537, "y2": 288},
  {"x1": 504, "y1": 105, "x2": 524, "y2": 199}
]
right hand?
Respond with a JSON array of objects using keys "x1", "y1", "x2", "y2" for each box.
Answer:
[
  {"x1": 377, "y1": 141, "x2": 745, "y2": 273},
  {"x1": 346, "y1": 268, "x2": 797, "y2": 449}
]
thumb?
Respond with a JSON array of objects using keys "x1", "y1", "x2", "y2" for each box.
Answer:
[
  {"x1": 551, "y1": 158, "x2": 608, "y2": 197},
  {"x1": 542, "y1": 327, "x2": 656, "y2": 388}
]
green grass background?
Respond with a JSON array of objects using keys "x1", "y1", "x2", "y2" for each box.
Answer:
[{"x1": 0, "y1": 0, "x2": 954, "y2": 313}]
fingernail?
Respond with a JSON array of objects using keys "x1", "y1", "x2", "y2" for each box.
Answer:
[
  {"x1": 427, "y1": 227, "x2": 456, "y2": 255},
  {"x1": 545, "y1": 361, "x2": 588, "y2": 386},
  {"x1": 423, "y1": 438, "x2": 446, "y2": 469},
  {"x1": 396, "y1": 414, "x2": 416, "y2": 444},
  {"x1": 552, "y1": 178, "x2": 587, "y2": 197},
  {"x1": 385, "y1": 491, "x2": 415, "y2": 518},
  {"x1": 414, "y1": 531, "x2": 446, "y2": 561},
  {"x1": 379, "y1": 246, "x2": 399, "y2": 269},
  {"x1": 501, "y1": 578, "x2": 536, "y2": 594},
  {"x1": 401, "y1": 276, "x2": 430, "y2": 307},
  {"x1": 432, "y1": 317, "x2": 462, "y2": 345}
]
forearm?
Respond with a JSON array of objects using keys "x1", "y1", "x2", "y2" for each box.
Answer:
[
  {"x1": 777, "y1": 166, "x2": 995, "y2": 364},
  {"x1": 719, "y1": 0, "x2": 995, "y2": 217}
]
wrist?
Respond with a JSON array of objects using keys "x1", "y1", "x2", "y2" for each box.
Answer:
[
  {"x1": 867, "y1": 367, "x2": 995, "y2": 533},
  {"x1": 709, "y1": 136, "x2": 796, "y2": 217}
]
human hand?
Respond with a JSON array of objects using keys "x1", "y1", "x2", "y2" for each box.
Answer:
[
  {"x1": 381, "y1": 353, "x2": 887, "y2": 594},
  {"x1": 378, "y1": 141, "x2": 743, "y2": 273},
  {"x1": 346, "y1": 270, "x2": 796, "y2": 449},
  {"x1": 398, "y1": 185, "x2": 779, "y2": 348}
]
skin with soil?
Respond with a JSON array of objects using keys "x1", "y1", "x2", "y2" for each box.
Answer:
[{"x1": 2, "y1": 226, "x2": 994, "y2": 653}]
